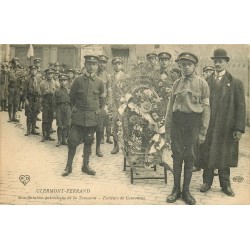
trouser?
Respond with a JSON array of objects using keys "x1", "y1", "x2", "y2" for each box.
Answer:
[
  {"x1": 102, "y1": 113, "x2": 112, "y2": 139},
  {"x1": 96, "y1": 109, "x2": 104, "y2": 144},
  {"x1": 171, "y1": 112, "x2": 201, "y2": 191},
  {"x1": 66, "y1": 124, "x2": 97, "y2": 167},
  {"x1": 203, "y1": 168, "x2": 230, "y2": 188}
]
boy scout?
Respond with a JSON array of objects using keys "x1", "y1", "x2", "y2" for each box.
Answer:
[
  {"x1": 40, "y1": 68, "x2": 57, "y2": 142},
  {"x1": 165, "y1": 52, "x2": 210, "y2": 205},
  {"x1": 55, "y1": 74, "x2": 71, "y2": 147},
  {"x1": 62, "y1": 55, "x2": 104, "y2": 177}
]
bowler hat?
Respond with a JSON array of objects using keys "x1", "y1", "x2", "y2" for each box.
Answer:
[
  {"x1": 146, "y1": 53, "x2": 157, "y2": 58},
  {"x1": 84, "y1": 55, "x2": 99, "y2": 63},
  {"x1": 99, "y1": 55, "x2": 109, "y2": 62},
  {"x1": 203, "y1": 66, "x2": 215, "y2": 72},
  {"x1": 175, "y1": 52, "x2": 198, "y2": 64},
  {"x1": 158, "y1": 52, "x2": 172, "y2": 60},
  {"x1": 211, "y1": 48, "x2": 230, "y2": 62},
  {"x1": 112, "y1": 57, "x2": 124, "y2": 64}
]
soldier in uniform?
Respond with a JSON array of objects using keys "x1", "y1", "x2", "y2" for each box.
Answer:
[
  {"x1": 23, "y1": 65, "x2": 42, "y2": 136},
  {"x1": 34, "y1": 58, "x2": 44, "y2": 80},
  {"x1": 62, "y1": 55, "x2": 104, "y2": 177},
  {"x1": 66, "y1": 68, "x2": 75, "y2": 90},
  {"x1": 0, "y1": 63, "x2": 10, "y2": 112},
  {"x1": 158, "y1": 52, "x2": 178, "y2": 108},
  {"x1": 7, "y1": 58, "x2": 22, "y2": 122},
  {"x1": 40, "y1": 68, "x2": 56, "y2": 142},
  {"x1": 55, "y1": 74, "x2": 71, "y2": 147},
  {"x1": 146, "y1": 52, "x2": 159, "y2": 71},
  {"x1": 95, "y1": 55, "x2": 112, "y2": 157},
  {"x1": 165, "y1": 52, "x2": 210, "y2": 205},
  {"x1": 110, "y1": 57, "x2": 127, "y2": 154}
]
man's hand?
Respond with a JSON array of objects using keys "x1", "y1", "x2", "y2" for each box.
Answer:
[
  {"x1": 198, "y1": 134, "x2": 206, "y2": 144},
  {"x1": 233, "y1": 131, "x2": 242, "y2": 142}
]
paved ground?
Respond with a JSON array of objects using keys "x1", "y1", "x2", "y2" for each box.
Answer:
[{"x1": 0, "y1": 109, "x2": 249, "y2": 205}]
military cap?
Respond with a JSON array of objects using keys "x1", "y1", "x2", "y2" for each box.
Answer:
[
  {"x1": 203, "y1": 66, "x2": 215, "y2": 72},
  {"x1": 158, "y1": 52, "x2": 172, "y2": 60},
  {"x1": 171, "y1": 67, "x2": 182, "y2": 75},
  {"x1": 175, "y1": 52, "x2": 199, "y2": 64},
  {"x1": 54, "y1": 62, "x2": 60, "y2": 66},
  {"x1": 34, "y1": 58, "x2": 42, "y2": 63},
  {"x1": 12, "y1": 57, "x2": 20, "y2": 62},
  {"x1": 211, "y1": 48, "x2": 230, "y2": 62},
  {"x1": 111, "y1": 57, "x2": 124, "y2": 64},
  {"x1": 29, "y1": 65, "x2": 38, "y2": 70},
  {"x1": 58, "y1": 74, "x2": 69, "y2": 80},
  {"x1": 99, "y1": 55, "x2": 109, "y2": 62},
  {"x1": 146, "y1": 53, "x2": 157, "y2": 58},
  {"x1": 84, "y1": 55, "x2": 99, "y2": 63},
  {"x1": 66, "y1": 68, "x2": 75, "y2": 73},
  {"x1": 44, "y1": 68, "x2": 55, "y2": 74}
]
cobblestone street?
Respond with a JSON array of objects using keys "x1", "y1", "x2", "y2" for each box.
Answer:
[{"x1": 0, "y1": 110, "x2": 249, "y2": 205}]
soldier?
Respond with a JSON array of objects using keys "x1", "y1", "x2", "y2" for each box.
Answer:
[
  {"x1": 199, "y1": 49, "x2": 246, "y2": 197},
  {"x1": 165, "y1": 52, "x2": 210, "y2": 205},
  {"x1": 62, "y1": 55, "x2": 104, "y2": 177},
  {"x1": 110, "y1": 57, "x2": 127, "y2": 154},
  {"x1": 146, "y1": 52, "x2": 159, "y2": 71},
  {"x1": 40, "y1": 68, "x2": 56, "y2": 142},
  {"x1": 66, "y1": 68, "x2": 75, "y2": 90},
  {"x1": 7, "y1": 58, "x2": 22, "y2": 122},
  {"x1": 158, "y1": 52, "x2": 178, "y2": 107},
  {"x1": 0, "y1": 63, "x2": 10, "y2": 112},
  {"x1": 17, "y1": 74, "x2": 27, "y2": 111},
  {"x1": 23, "y1": 65, "x2": 42, "y2": 136},
  {"x1": 202, "y1": 66, "x2": 215, "y2": 80},
  {"x1": 33, "y1": 58, "x2": 44, "y2": 80},
  {"x1": 95, "y1": 55, "x2": 112, "y2": 157},
  {"x1": 55, "y1": 74, "x2": 71, "y2": 147}
]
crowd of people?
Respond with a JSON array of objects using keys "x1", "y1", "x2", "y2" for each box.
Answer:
[{"x1": 0, "y1": 48, "x2": 246, "y2": 205}]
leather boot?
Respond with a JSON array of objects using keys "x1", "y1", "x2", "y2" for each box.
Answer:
[
  {"x1": 166, "y1": 161, "x2": 182, "y2": 203},
  {"x1": 111, "y1": 140, "x2": 119, "y2": 154},
  {"x1": 46, "y1": 122, "x2": 55, "y2": 141},
  {"x1": 82, "y1": 144, "x2": 96, "y2": 175},
  {"x1": 25, "y1": 122, "x2": 31, "y2": 136},
  {"x1": 61, "y1": 127, "x2": 68, "y2": 145},
  {"x1": 182, "y1": 161, "x2": 196, "y2": 205},
  {"x1": 106, "y1": 127, "x2": 113, "y2": 144},
  {"x1": 56, "y1": 127, "x2": 62, "y2": 147},
  {"x1": 62, "y1": 147, "x2": 76, "y2": 176},
  {"x1": 96, "y1": 129, "x2": 103, "y2": 157},
  {"x1": 41, "y1": 122, "x2": 46, "y2": 142},
  {"x1": 31, "y1": 119, "x2": 40, "y2": 135}
]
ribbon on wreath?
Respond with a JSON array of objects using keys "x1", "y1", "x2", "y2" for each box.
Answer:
[
  {"x1": 118, "y1": 93, "x2": 133, "y2": 115},
  {"x1": 148, "y1": 126, "x2": 166, "y2": 154}
]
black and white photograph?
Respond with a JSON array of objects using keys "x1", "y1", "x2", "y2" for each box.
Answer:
[{"x1": 0, "y1": 44, "x2": 249, "y2": 205}]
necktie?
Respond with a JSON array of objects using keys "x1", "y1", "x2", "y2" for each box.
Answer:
[{"x1": 215, "y1": 74, "x2": 220, "y2": 86}]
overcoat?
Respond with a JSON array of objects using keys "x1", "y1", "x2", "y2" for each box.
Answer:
[{"x1": 199, "y1": 71, "x2": 246, "y2": 169}]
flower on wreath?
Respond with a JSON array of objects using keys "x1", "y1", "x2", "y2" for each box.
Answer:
[{"x1": 143, "y1": 88, "x2": 153, "y2": 96}]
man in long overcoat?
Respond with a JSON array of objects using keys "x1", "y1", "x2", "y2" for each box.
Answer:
[{"x1": 199, "y1": 49, "x2": 246, "y2": 197}]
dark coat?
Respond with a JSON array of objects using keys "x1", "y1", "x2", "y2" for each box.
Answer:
[
  {"x1": 70, "y1": 74, "x2": 104, "y2": 127},
  {"x1": 199, "y1": 71, "x2": 246, "y2": 169}
]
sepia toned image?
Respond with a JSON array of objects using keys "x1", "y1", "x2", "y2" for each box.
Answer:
[{"x1": 0, "y1": 44, "x2": 249, "y2": 205}]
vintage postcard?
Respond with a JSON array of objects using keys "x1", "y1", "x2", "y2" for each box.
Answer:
[{"x1": 0, "y1": 44, "x2": 249, "y2": 205}]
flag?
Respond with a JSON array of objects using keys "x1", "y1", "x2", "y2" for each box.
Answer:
[{"x1": 27, "y1": 44, "x2": 34, "y2": 59}]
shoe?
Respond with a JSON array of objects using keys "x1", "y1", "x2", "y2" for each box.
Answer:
[
  {"x1": 111, "y1": 144, "x2": 119, "y2": 154},
  {"x1": 192, "y1": 167, "x2": 201, "y2": 172},
  {"x1": 106, "y1": 138, "x2": 113, "y2": 144},
  {"x1": 214, "y1": 169, "x2": 219, "y2": 176},
  {"x1": 62, "y1": 140, "x2": 68, "y2": 146},
  {"x1": 56, "y1": 141, "x2": 61, "y2": 147},
  {"x1": 12, "y1": 118, "x2": 20, "y2": 123},
  {"x1": 41, "y1": 137, "x2": 46, "y2": 142},
  {"x1": 200, "y1": 183, "x2": 211, "y2": 192},
  {"x1": 221, "y1": 186, "x2": 235, "y2": 197},
  {"x1": 166, "y1": 188, "x2": 181, "y2": 203},
  {"x1": 46, "y1": 136, "x2": 55, "y2": 141},
  {"x1": 182, "y1": 190, "x2": 196, "y2": 205},
  {"x1": 62, "y1": 166, "x2": 72, "y2": 177},
  {"x1": 31, "y1": 130, "x2": 40, "y2": 135},
  {"x1": 82, "y1": 165, "x2": 96, "y2": 175},
  {"x1": 96, "y1": 148, "x2": 103, "y2": 157}
]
